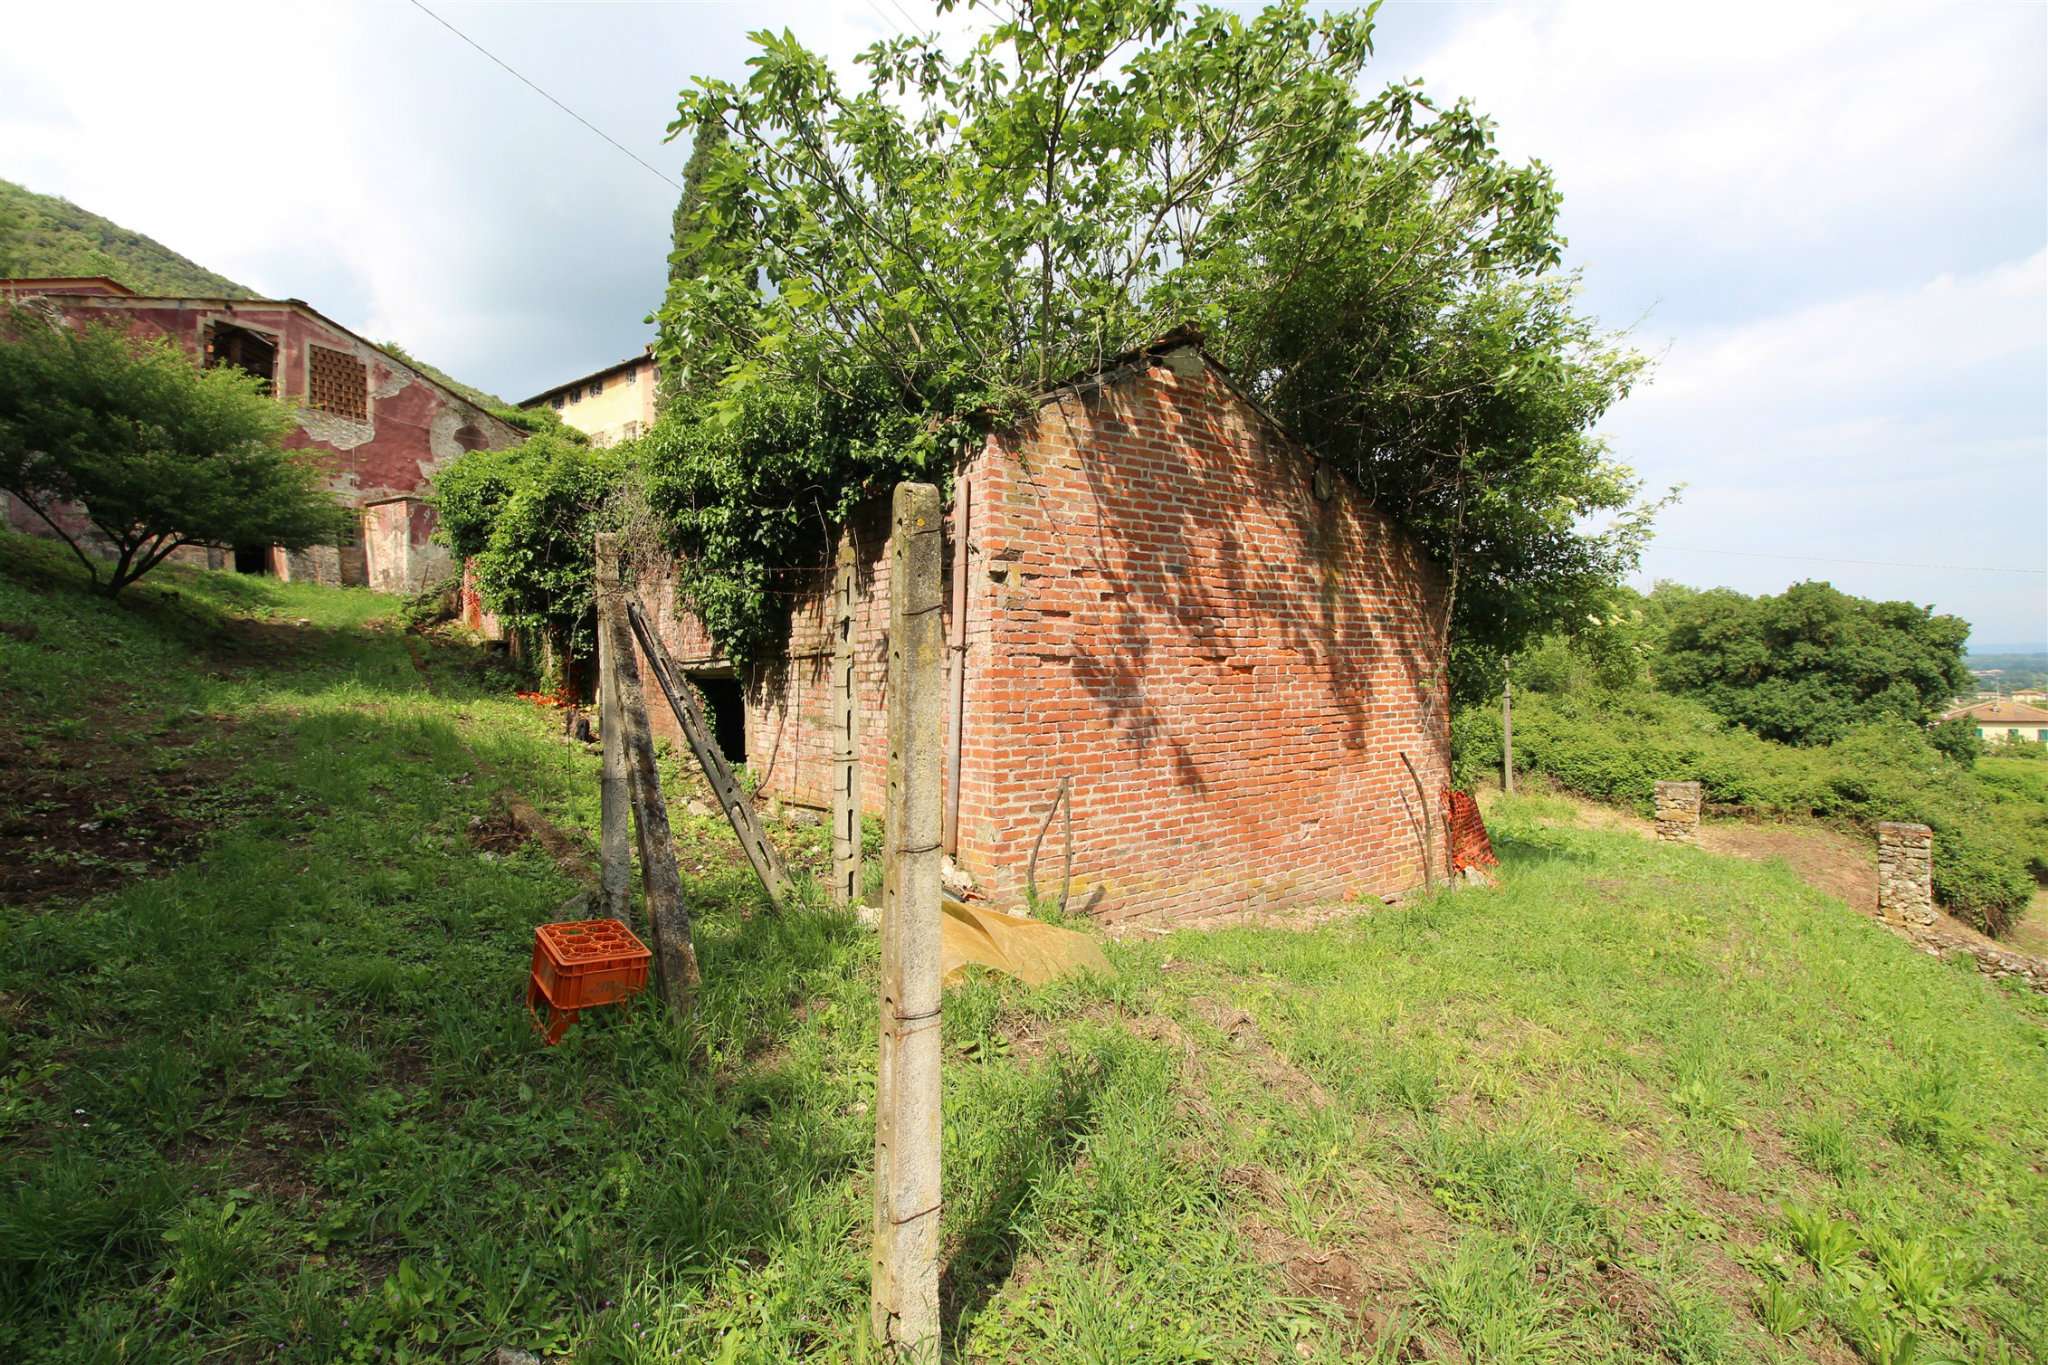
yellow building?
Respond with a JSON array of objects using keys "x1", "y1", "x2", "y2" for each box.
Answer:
[
  {"x1": 1941, "y1": 699, "x2": 2048, "y2": 744},
  {"x1": 522, "y1": 351, "x2": 659, "y2": 447}
]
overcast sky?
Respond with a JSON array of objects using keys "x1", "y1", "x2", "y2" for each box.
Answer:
[{"x1": 4, "y1": 1, "x2": 2043, "y2": 644}]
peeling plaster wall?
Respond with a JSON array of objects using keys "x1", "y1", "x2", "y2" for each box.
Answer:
[{"x1": 15, "y1": 293, "x2": 522, "y2": 590}]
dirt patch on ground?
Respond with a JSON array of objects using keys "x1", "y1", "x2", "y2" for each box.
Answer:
[
  {"x1": 1223, "y1": 1161, "x2": 1455, "y2": 1358},
  {"x1": 0, "y1": 707, "x2": 244, "y2": 907},
  {"x1": 465, "y1": 810, "x2": 530, "y2": 856},
  {"x1": 1697, "y1": 820, "x2": 1876, "y2": 913},
  {"x1": 1191, "y1": 996, "x2": 1336, "y2": 1108}
]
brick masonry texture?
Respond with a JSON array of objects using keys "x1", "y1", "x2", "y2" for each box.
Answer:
[
  {"x1": 1443, "y1": 790, "x2": 1499, "y2": 874},
  {"x1": 1876, "y1": 820, "x2": 1935, "y2": 927},
  {"x1": 1654, "y1": 781, "x2": 1703, "y2": 843},
  {"x1": 632, "y1": 344, "x2": 1453, "y2": 924}
]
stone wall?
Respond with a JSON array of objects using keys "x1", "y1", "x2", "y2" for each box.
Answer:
[
  {"x1": 1876, "y1": 821, "x2": 1935, "y2": 926},
  {"x1": 1654, "y1": 781, "x2": 1702, "y2": 842}
]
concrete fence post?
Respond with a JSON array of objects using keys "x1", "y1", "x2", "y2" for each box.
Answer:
[
  {"x1": 1653, "y1": 781, "x2": 1702, "y2": 843},
  {"x1": 1501, "y1": 670, "x2": 1514, "y2": 796},
  {"x1": 832, "y1": 534, "x2": 862, "y2": 909},
  {"x1": 595, "y1": 534, "x2": 632, "y2": 922},
  {"x1": 1877, "y1": 821, "x2": 1935, "y2": 926},
  {"x1": 872, "y1": 483, "x2": 944, "y2": 1356}
]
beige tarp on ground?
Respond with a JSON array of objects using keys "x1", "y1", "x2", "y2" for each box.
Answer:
[{"x1": 940, "y1": 898, "x2": 1113, "y2": 987}]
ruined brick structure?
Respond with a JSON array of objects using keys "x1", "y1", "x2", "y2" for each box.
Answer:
[
  {"x1": 0, "y1": 277, "x2": 522, "y2": 591},
  {"x1": 1654, "y1": 781, "x2": 1703, "y2": 843},
  {"x1": 1876, "y1": 821, "x2": 1935, "y2": 926},
  {"x1": 629, "y1": 333, "x2": 1452, "y2": 924}
]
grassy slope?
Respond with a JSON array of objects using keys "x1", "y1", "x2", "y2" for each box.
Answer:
[{"x1": 1, "y1": 532, "x2": 2044, "y2": 1364}]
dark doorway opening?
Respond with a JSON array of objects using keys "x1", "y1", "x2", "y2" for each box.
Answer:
[
  {"x1": 691, "y1": 674, "x2": 747, "y2": 765},
  {"x1": 233, "y1": 545, "x2": 269, "y2": 575},
  {"x1": 204, "y1": 321, "x2": 278, "y2": 394}
]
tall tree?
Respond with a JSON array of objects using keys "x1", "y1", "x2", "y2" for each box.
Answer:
[
  {"x1": 0, "y1": 312, "x2": 348, "y2": 597},
  {"x1": 1655, "y1": 581, "x2": 1973, "y2": 745},
  {"x1": 649, "y1": 0, "x2": 1661, "y2": 665},
  {"x1": 656, "y1": 113, "x2": 755, "y2": 398}
]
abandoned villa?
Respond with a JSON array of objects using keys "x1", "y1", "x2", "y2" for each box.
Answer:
[{"x1": 0, "y1": 275, "x2": 523, "y2": 592}]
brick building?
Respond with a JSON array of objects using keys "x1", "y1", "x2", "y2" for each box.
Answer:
[
  {"x1": 1, "y1": 277, "x2": 523, "y2": 591},
  {"x1": 629, "y1": 332, "x2": 1453, "y2": 924}
]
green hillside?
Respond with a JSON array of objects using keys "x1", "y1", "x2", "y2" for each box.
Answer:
[
  {"x1": 0, "y1": 178, "x2": 507, "y2": 406},
  {"x1": 0, "y1": 178, "x2": 256, "y2": 298},
  {"x1": 3, "y1": 527, "x2": 2045, "y2": 1362}
]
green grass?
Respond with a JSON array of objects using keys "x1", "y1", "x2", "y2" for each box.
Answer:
[{"x1": 3, "y1": 530, "x2": 2045, "y2": 1363}]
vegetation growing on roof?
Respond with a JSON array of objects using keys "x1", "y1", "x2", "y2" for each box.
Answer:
[
  {"x1": 643, "y1": 0, "x2": 1660, "y2": 669},
  {"x1": 373, "y1": 339, "x2": 510, "y2": 412}
]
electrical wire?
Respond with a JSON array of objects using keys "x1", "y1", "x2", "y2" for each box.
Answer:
[{"x1": 406, "y1": 0, "x2": 681, "y2": 192}]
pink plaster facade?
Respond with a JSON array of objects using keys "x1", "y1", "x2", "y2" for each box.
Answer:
[{"x1": 1, "y1": 280, "x2": 521, "y2": 592}]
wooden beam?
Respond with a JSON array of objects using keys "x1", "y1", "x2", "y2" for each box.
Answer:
[
  {"x1": 597, "y1": 534, "x2": 698, "y2": 1013},
  {"x1": 625, "y1": 599, "x2": 791, "y2": 913},
  {"x1": 596, "y1": 547, "x2": 633, "y2": 921},
  {"x1": 831, "y1": 534, "x2": 862, "y2": 909}
]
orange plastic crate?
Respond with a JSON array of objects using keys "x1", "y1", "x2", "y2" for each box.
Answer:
[{"x1": 527, "y1": 918, "x2": 651, "y2": 1045}]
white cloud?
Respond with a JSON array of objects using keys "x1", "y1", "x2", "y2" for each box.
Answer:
[
  {"x1": 1619, "y1": 247, "x2": 2046, "y2": 440},
  {"x1": 1412, "y1": 3, "x2": 2046, "y2": 268}
]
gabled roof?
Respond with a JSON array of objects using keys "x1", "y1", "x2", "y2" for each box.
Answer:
[
  {"x1": 519, "y1": 349, "x2": 655, "y2": 407},
  {"x1": 0, "y1": 281, "x2": 519, "y2": 439},
  {"x1": 0, "y1": 275, "x2": 135, "y2": 296},
  {"x1": 1943, "y1": 700, "x2": 2048, "y2": 724}
]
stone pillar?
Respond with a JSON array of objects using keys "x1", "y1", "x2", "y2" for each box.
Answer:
[
  {"x1": 1877, "y1": 821, "x2": 1935, "y2": 926},
  {"x1": 1653, "y1": 781, "x2": 1702, "y2": 843}
]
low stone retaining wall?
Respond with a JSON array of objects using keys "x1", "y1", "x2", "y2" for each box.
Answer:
[{"x1": 1901, "y1": 923, "x2": 2048, "y2": 993}]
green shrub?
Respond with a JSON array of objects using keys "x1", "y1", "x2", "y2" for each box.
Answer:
[
  {"x1": 397, "y1": 574, "x2": 459, "y2": 631},
  {"x1": 1453, "y1": 688, "x2": 2039, "y2": 934},
  {"x1": 430, "y1": 434, "x2": 625, "y2": 664}
]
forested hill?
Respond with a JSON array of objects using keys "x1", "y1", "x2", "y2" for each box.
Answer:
[
  {"x1": 0, "y1": 177, "x2": 508, "y2": 407},
  {"x1": 0, "y1": 178, "x2": 257, "y2": 297}
]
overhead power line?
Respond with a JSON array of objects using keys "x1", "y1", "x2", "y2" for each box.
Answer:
[
  {"x1": 1661, "y1": 546, "x2": 2046, "y2": 577},
  {"x1": 406, "y1": 0, "x2": 681, "y2": 192}
]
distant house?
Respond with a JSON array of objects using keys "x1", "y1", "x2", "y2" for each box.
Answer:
[
  {"x1": 520, "y1": 351, "x2": 658, "y2": 447},
  {"x1": 2010, "y1": 688, "x2": 2047, "y2": 704},
  {"x1": 1, "y1": 276, "x2": 524, "y2": 592},
  {"x1": 1941, "y1": 699, "x2": 2048, "y2": 745}
]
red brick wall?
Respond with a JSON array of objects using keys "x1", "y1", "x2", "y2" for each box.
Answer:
[
  {"x1": 627, "y1": 497, "x2": 904, "y2": 817},
  {"x1": 633, "y1": 344, "x2": 1450, "y2": 923},
  {"x1": 4, "y1": 291, "x2": 520, "y2": 590},
  {"x1": 955, "y1": 351, "x2": 1450, "y2": 922}
]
